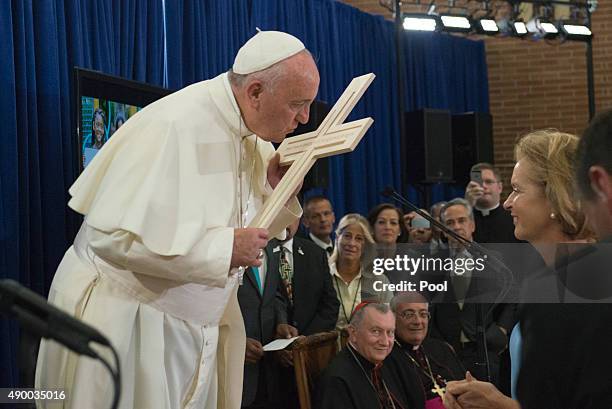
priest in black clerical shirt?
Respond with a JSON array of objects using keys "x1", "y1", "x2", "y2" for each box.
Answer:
[
  {"x1": 315, "y1": 302, "x2": 424, "y2": 409},
  {"x1": 387, "y1": 293, "x2": 464, "y2": 408},
  {"x1": 465, "y1": 163, "x2": 518, "y2": 244}
]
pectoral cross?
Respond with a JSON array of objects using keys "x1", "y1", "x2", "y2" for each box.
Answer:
[
  {"x1": 248, "y1": 73, "x2": 375, "y2": 230},
  {"x1": 431, "y1": 382, "x2": 446, "y2": 399}
]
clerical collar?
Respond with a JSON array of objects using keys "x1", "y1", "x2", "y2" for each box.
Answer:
[
  {"x1": 474, "y1": 202, "x2": 500, "y2": 216},
  {"x1": 219, "y1": 73, "x2": 254, "y2": 138},
  {"x1": 347, "y1": 342, "x2": 379, "y2": 372},
  {"x1": 397, "y1": 337, "x2": 421, "y2": 351},
  {"x1": 309, "y1": 232, "x2": 333, "y2": 252}
]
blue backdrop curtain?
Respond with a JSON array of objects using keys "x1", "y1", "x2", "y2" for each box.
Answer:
[
  {"x1": 163, "y1": 0, "x2": 489, "y2": 217},
  {"x1": 250, "y1": 0, "x2": 489, "y2": 217},
  {"x1": 0, "y1": 0, "x2": 164, "y2": 388},
  {"x1": 0, "y1": 0, "x2": 488, "y2": 388},
  {"x1": 164, "y1": 0, "x2": 250, "y2": 89}
]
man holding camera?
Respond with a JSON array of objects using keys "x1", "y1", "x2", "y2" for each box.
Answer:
[{"x1": 465, "y1": 163, "x2": 518, "y2": 244}]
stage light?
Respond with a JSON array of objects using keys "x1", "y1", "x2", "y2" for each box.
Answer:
[
  {"x1": 403, "y1": 15, "x2": 438, "y2": 32},
  {"x1": 540, "y1": 22, "x2": 559, "y2": 35},
  {"x1": 388, "y1": 1, "x2": 594, "y2": 43},
  {"x1": 527, "y1": 18, "x2": 558, "y2": 39},
  {"x1": 440, "y1": 15, "x2": 471, "y2": 33},
  {"x1": 512, "y1": 21, "x2": 528, "y2": 36},
  {"x1": 559, "y1": 22, "x2": 592, "y2": 40},
  {"x1": 476, "y1": 19, "x2": 499, "y2": 34}
]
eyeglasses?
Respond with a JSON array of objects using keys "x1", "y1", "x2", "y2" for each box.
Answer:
[{"x1": 399, "y1": 311, "x2": 430, "y2": 321}]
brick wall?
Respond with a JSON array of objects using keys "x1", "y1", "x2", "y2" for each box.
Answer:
[
  {"x1": 342, "y1": 0, "x2": 612, "y2": 193},
  {"x1": 485, "y1": 1, "x2": 612, "y2": 191}
]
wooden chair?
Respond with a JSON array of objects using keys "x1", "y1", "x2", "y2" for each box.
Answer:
[
  {"x1": 339, "y1": 327, "x2": 349, "y2": 349},
  {"x1": 291, "y1": 331, "x2": 339, "y2": 409}
]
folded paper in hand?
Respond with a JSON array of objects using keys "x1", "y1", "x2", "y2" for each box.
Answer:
[{"x1": 263, "y1": 336, "x2": 299, "y2": 351}]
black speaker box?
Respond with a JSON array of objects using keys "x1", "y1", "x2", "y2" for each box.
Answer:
[
  {"x1": 287, "y1": 100, "x2": 330, "y2": 191},
  {"x1": 404, "y1": 109, "x2": 453, "y2": 183},
  {"x1": 452, "y1": 112, "x2": 494, "y2": 186}
]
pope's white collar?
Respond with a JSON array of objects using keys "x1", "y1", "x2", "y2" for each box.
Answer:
[{"x1": 218, "y1": 73, "x2": 254, "y2": 138}]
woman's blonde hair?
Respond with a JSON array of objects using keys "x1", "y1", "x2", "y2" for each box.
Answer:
[
  {"x1": 515, "y1": 129, "x2": 593, "y2": 240},
  {"x1": 330, "y1": 213, "x2": 376, "y2": 266}
]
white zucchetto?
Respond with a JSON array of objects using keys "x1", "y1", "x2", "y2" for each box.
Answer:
[{"x1": 232, "y1": 30, "x2": 305, "y2": 75}]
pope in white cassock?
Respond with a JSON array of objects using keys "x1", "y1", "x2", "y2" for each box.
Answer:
[{"x1": 35, "y1": 30, "x2": 320, "y2": 409}]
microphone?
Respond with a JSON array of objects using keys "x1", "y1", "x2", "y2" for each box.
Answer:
[
  {"x1": 381, "y1": 186, "x2": 472, "y2": 248},
  {"x1": 1, "y1": 279, "x2": 123, "y2": 408},
  {"x1": 381, "y1": 186, "x2": 515, "y2": 299},
  {"x1": 0, "y1": 279, "x2": 110, "y2": 358}
]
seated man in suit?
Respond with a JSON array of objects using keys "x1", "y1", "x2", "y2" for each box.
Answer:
[
  {"x1": 387, "y1": 292, "x2": 464, "y2": 407},
  {"x1": 315, "y1": 302, "x2": 424, "y2": 409},
  {"x1": 428, "y1": 198, "x2": 515, "y2": 387}
]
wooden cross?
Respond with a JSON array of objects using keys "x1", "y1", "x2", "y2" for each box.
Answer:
[{"x1": 248, "y1": 73, "x2": 375, "y2": 230}]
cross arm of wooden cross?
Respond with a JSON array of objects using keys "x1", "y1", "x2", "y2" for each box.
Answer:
[
  {"x1": 248, "y1": 73, "x2": 375, "y2": 230},
  {"x1": 275, "y1": 117, "x2": 373, "y2": 167},
  {"x1": 276, "y1": 72, "x2": 375, "y2": 167}
]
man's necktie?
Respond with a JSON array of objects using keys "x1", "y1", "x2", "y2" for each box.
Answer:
[
  {"x1": 251, "y1": 266, "x2": 263, "y2": 295},
  {"x1": 452, "y1": 254, "x2": 471, "y2": 308},
  {"x1": 326, "y1": 246, "x2": 333, "y2": 256},
  {"x1": 279, "y1": 247, "x2": 294, "y2": 306},
  {"x1": 453, "y1": 273, "x2": 470, "y2": 306}
]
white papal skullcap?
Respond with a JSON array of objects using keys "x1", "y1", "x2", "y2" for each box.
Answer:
[{"x1": 232, "y1": 29, "x2": 305, "y2": 75}]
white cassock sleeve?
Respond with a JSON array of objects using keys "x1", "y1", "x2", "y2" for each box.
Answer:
[
  {"x1": 87, "y1": 224, "x2": 234, "y2": 288},
  {"x1": 265, "y1": 182, "x2": 302, "y2": 240},
  {"x1": 86, "y1": 197, "x2": 301, "y2": 289}
]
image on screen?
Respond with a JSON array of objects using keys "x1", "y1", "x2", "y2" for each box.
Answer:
[{"x1": 81, "y1": 97, "x2": 141, "y2": 168}]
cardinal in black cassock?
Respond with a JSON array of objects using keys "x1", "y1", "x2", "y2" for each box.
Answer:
[{"x1": 315, "y1": 302, "x2": 425, "y2": 409}]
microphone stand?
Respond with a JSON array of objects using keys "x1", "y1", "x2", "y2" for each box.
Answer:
[
  {"x1": 381, "y1": 187, "x2": 514, "y2": 298},
  {"x1": 0, "y1": 279, "x2": 122, "y2": 409},
  {"x1": 382, "y1": 187, "x2": 516, "y2": 382}
]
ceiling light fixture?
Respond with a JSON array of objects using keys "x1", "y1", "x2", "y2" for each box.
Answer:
[
  {"x1": 440, "y1": 15, "x2": 472, "y2": 33},
  {"x1": 403, "y1": 14, "x2": 439, "y2": 32}
]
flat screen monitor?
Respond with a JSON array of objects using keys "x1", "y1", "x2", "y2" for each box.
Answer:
[{"x1": 73, "y1": 68, "x2": 173, "y2": 171}]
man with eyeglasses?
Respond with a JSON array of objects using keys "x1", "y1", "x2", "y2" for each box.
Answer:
[
  {"x1": 464, "y1": 163, "x2": 518, "y2": 244},
  {"x1": 316, "y1": 302, "x2": 423, "y2": 409},
  {"x1": 427, "y1": 199, "x2": 515, "y2": 389},
  {"x1": 387, "y1": 293, "x2": 464, "y2": 408}
]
